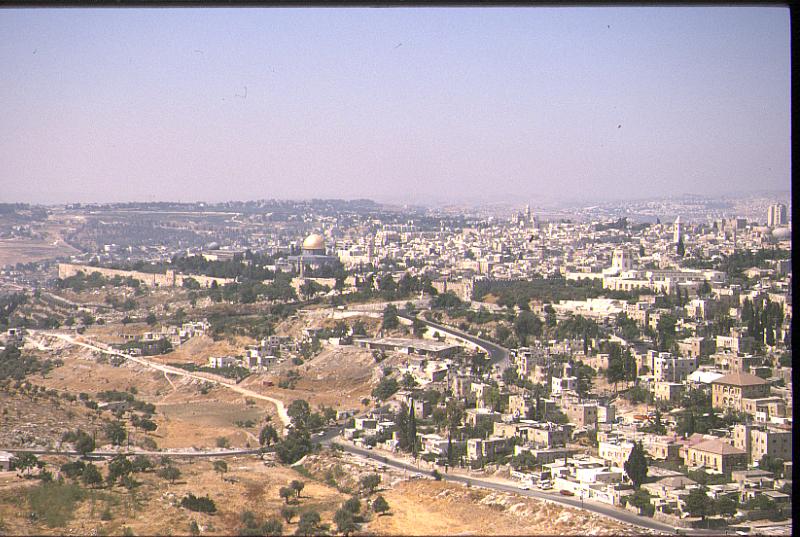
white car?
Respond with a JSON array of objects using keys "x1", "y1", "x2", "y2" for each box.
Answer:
[{"x1": 519, "y1": 484, "x2": 531, "y2": 490}]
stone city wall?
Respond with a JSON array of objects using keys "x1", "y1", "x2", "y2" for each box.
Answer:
[{"x1": 57, "y1": 263, "x2": 233, "y2": 289}]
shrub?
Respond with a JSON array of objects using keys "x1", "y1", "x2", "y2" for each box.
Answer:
[
  {"x1": 180, "y1": 494, "x2": 217, "y2": 513},
  {"x1": 27, "y1": 481, "x2": 85, "y2": 528},
  {"x1": 60, "y1": 460, "x2": 86, "y2": 480}
]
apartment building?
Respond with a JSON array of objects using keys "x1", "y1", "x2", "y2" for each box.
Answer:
[
  {"x1": 733, "y1": 423, "x2": 793, "y2": 465},
  {"x1": 685, "y1": 438, "x2": 747, "y2": 474},
  {"x1": 652, "y1": 352, "x2": 698, "y2": 383},
  {"x1": 598, "y1": 441, "x2": 634, "y2": 468},
  {"x1": 711, "y1": 371, "x2": 770, "y2": 412}
]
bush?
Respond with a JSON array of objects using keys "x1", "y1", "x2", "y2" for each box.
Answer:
[
  {"x1": 371, "y1": 377, "x2": 399, "y2": 400},
  {"x1": 60, "y1": 460, "x2": 86, "y2": 479},
  {"x1": 158, "y1": 465, "x2": 181, "y2": 484},
  {"x1": 180, "y1": 494, "x2": 217, "y2": 513},
  {"x1": 27, "y1": 481, "x2": 85, "y2": 528}
]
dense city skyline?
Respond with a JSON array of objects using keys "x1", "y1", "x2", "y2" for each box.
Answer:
[{"x1": 0, "y1": 7, "x2": 791, "y2": 205}]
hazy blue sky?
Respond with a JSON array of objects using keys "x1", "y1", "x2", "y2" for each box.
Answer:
[{"x1": 0, "y1": 7, "x2": 790, "y2": 206}]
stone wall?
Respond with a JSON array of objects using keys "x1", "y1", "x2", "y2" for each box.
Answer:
[{"x1": 58, "y1": 263, "x2": 233, "y2": 289}]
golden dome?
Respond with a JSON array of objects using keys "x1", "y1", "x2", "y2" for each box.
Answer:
[{"x1": 302, "y1": 233, "x2": 326, "y2": 251}]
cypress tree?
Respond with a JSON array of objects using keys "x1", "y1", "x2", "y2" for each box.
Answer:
[
  {"x1": 408, "y1": 400, "x2": 417, "y2": 457},
  {"x1": 624, "y1": 441, "x2": 648, "y2": 489}
]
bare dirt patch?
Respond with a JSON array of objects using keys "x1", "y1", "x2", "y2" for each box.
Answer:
[
  {"x1": 243, "y1": 345, "x2": 380, "y2": 410},
  {"x1": 33, "y1": 353, "x2": 172, "y2": 400},
  {"x1": 152, "y1": 334, "x2": 253, "y2": 366},
  {"x1": 367, "y1": 480, "x2": 646, "y2": 536},
  {"x1": 0, "y1": 237, "x2": 79, "y2": 267}
]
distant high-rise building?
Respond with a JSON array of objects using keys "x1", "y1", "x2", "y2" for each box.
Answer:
[
  {"x1": 673, "y1": 216, "x2": 682, "y2": 244},
  {"x1": 767, "y1": 204, "x2": 787, "y2": 227},
  {"x1": 525, "y1": 204, "x2": 531, "y2": 223}
]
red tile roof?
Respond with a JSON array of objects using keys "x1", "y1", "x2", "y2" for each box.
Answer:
[{"x1": 712, "y1": 371, "x2": 768, "y2": 386}]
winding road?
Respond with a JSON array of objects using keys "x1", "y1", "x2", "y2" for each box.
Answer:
[
  {"x1": 397, "y1": 312, "x2": 510, "y2": 369},
  {"x1": 26, "y1": 330, "x2": 291, "y2": 429},
  {"x1": 329, "y1": 438, "x2": 704, "y2": 535}
]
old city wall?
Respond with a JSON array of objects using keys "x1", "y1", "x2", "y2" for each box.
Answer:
[{"x1": 58, "y1": 263, "x2": 232, "y2": 288}]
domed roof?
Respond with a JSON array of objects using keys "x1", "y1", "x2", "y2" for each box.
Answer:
[{"x1": 302, "y1": 233, "x2": 325, "y2": 251}]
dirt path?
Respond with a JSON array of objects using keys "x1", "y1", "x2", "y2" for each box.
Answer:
[
  {"x1": 163, "y1": 370, "x2": 178, "y2": 391},
  {"x1": 31, "y1": 330, "x2": 291, "y2": 431}
]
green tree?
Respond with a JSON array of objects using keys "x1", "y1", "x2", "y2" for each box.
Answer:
[
  {"x1": 73, "y1": 429, "x2": 95, "y2": 456},
  {"x1": 759, "y1": 454, "x2": 785, "y2": 478},
  {"x1": 343, "y1": 496, "x2": 361, "y2": 514},
  {"x1": 360, "y1": 474, "x2": 381, "y2": 495},
  {"x1": 683, "y1": 487, "x2": 712, "y2": 524},
  {"x1": 334, "y1": 508, "x2": 358, "y2": 536},
  {"x1": 412, "y1": 317, "x2": 428, "y2": 338},
  {"x1": 279, "y1": 486, "x2": 294, "y2": 504},
  {"x1": 280, "y1": 505, "x2": 298, "y2": 524},
  {"x1": 408, "y1": 401, "x2": 418, "y2": 457},
  {"x1": 626, "y1": 489, "x2": 654, "y2": 516},
  {"x1": 11, "y1": 452, "x2": 40, "y2": 476},
  {"x1": 82, "y1": 463, "x2": 102, "y2": 488},
  {"x1": 401, "y1": 371, "x2": 418, "y2": 390},
  {"x1": 131, "y1": 455, "x2": 152, "y2": 473},
  {"x1": 262, "y1": 518, "x2": 283, "y2": 536},
  {"x1": 623, "y1": 441, "x2": 648, "y2": 489},
  {"x1": 382, "y1": 305, "x2": 399, "y2": 330},
  {"x1": 287, "y1": 399, "x2": 312, "y2": 429},
  {"x1": 275, "y1": 428, "x2": 312, "y2": 465},
  {"x1": 294, "y1": 510, "x2": 321, "y2": 536},
  {"x1": 646, "y1": 409, "x2": 667, "y2": 436},
  {"x1": 290, "y1": 480, "x2": 305, "y2": 499},
  {"x1": 371, "y1": 377, "x2": 399, "y2": 400},
  {"x1": 259, "y1": 424, "x2": 279, "y2": 447},
  {"x1": 372, "y1": 495, "x2": 390, "y2": 516},
  {"x1": 60, "y1": 460, "x2": 86, "y2": 480},
  {"x1": 514, "y1": 311, "x2": 542, "y2": 344},
  {"x1": 106, "y1": 455, "x2": 133, "y2": 486},
  {"x1": 157, "y1": 465, "x2": 181, "y2": 484},
  {"x1": 714, "y1": 495, "x2": 737, "y2": 518},
  {"x1": 606, "y1": 344, "x2": 625, "y2": 392},
  {"x1": 145, "y1": 312, "x2": 157, "y2": 326},
  {"x1": 212, "y1": 460, "x2": 228, "y2": 480},
  {"x1": 105, "y1": 420, "x2": 127, "y2": 446}
]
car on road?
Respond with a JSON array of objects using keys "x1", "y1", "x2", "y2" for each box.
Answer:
[
  {"x1": 559, "y1": 489, "x2": 574, "y2": 496},
  {"x1": 519, "y1": 483, "x2": 530, "y2": 490}
]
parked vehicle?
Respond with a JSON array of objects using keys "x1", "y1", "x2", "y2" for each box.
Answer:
[{"x1": 559, "y1": 490, "x2": 574, "y2": 496}]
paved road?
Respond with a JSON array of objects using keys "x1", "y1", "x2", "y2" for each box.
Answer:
[
  {"x1": 397, "y1": 312, "x2": 510, "y2": 369},
  {"x1": 0, "y1": 447, "x2": 266, "y2": 459},
  {"x1": 329, "y1": 438, "x2": 704, "y2": 536},
  {"x1": 28, "y1": 330, "x2": 292, "y2": 429}
]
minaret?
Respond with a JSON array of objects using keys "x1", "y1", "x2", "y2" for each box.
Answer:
[{"x1": 673, "y1": 216, "x2": 682, "y2": 244}]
